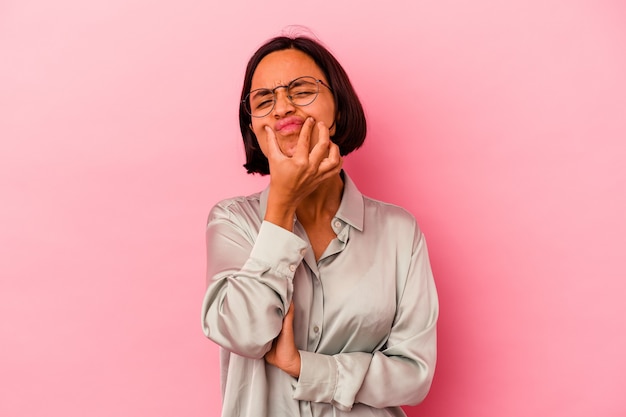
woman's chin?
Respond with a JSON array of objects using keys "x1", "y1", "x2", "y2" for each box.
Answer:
[
  {"x1": 278, "y1": 140, "x2": 298, "y2": 157},
  {"x1": 281, "y1": 147, "x2": 296, "y2": 158}
]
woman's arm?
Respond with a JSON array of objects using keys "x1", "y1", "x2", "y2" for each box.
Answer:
[
  {"x1": 202, "y1": 119, "x2": 342, "y2": 360},
  {"x1": 201, "y1": 206, "x2": 307, "y2": 359}
]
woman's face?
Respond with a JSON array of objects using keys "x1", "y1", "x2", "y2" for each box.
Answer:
[{"x1": 249, "y1": 49, "x2": 336, "y2": 158}]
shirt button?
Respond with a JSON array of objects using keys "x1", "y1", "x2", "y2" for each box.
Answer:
[
  {"x1": 300, "y1": 248, "x2": 306, "y2": 256},
  {"x1": 334, "y1": 221, "x2": 341, "y2": 228},
  {"x1": 289, "y1": 264, "x2": 296, "y2": 272},
  {"x1": 313, "y1": 326, "x2": 319, "y2": 333}
]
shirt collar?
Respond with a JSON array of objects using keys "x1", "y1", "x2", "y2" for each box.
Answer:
[
  {"x1": 335, "y1": 171, "x2": 364, "y2": 231},
  {"x1": 259, "y1": 170, "x2": 364, "y2": 232}
]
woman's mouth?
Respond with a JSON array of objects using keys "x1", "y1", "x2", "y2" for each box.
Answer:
[{"x1": 274, "y1": 116, "x2": 304, "y2": 135}]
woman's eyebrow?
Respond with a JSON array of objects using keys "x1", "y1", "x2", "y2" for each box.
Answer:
[
  {"x1": 291, "y1": 78, "x2": 315, "y2": 86},
  {"x1": 250, "y1": 89, "x2": 273, "y2": 99}
]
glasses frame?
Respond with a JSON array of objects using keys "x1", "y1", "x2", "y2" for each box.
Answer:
[{"x1": 243, "y1": 76, "x2": 333, "y2": 118}]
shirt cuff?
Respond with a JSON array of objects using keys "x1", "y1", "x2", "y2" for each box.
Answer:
[
  {"x1": 247, "y1": 221, "x2": 308, "y2": 278},
  {"x1": 293, "y1": 350, "x2": 337, "y2": 404}
]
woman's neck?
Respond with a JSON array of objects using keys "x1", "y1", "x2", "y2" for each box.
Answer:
[{"x1": 295, "y1": 173, "x2": 344, "y2": 226}]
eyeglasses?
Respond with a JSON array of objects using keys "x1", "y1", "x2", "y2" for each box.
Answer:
[{"x1": 243, "y1": 76, "x2": 332, "y2": 118}]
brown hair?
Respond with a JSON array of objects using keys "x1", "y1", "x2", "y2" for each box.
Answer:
[{"x1": 239, "y1": 36, "x2": 367, "y2": 175}]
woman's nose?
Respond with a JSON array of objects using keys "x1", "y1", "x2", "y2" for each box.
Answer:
[{"x1": 273, "y1": 89, "x2": 295, "y2": 116}]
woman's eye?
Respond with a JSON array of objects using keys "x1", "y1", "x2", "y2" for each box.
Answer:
[{"x1": 254, "y1": 100, "x2": 273, "y2": 110}]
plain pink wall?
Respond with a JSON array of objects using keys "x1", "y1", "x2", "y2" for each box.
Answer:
[{"x1": 1, "y1": 1, "x2": 625, "y2": 416}]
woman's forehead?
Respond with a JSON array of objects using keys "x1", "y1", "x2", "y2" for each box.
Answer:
[{"x1": 251, "y1": 49, "x2": 324, "y2": 89}]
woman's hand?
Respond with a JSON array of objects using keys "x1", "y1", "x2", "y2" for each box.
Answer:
[
  {"x1": 263, "y1": 117, "x2": 342, "y2": 230},
  {"x1": 264, "y1": 302, "x2": 301, "y2": 378}
]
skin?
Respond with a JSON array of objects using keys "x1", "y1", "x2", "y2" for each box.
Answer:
[{"x1": 250, "y1": 49, "x2": 345, "y2": 378}]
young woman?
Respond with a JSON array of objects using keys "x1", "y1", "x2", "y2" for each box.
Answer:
[{"x1": 202, "y1": 34, "x2": 438, "y2": 417}]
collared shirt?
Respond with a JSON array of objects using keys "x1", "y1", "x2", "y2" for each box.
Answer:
[{"x1": 202, "y1": 172, "x2": 438, "y2": 417}]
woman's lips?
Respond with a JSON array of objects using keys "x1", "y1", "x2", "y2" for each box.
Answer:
[{"x1": 274, "y1": 116, "x2": 304, "y2": 134}]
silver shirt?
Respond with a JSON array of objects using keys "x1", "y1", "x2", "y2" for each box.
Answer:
[{"x1": 202, "y1": 172, "x2": 438, "y2": 417}]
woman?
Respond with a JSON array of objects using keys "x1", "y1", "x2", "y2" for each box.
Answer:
[{"x1": 201, "y1": 33, "x2": 438, "y2": 417}]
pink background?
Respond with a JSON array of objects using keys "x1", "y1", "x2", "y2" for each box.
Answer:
[{"x1": 2, "y1": 1, "x2": 625, "y2": 416}]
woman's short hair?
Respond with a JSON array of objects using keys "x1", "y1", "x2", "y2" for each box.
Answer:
[{"x1": 239, "y1": 36, "x2": 367, "y2": 175}]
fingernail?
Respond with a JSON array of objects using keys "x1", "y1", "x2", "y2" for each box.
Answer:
[{"x1": 308, "y1": 117, "x2": 315, "y2": 123}]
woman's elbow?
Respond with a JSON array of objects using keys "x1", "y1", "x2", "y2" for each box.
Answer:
[{"x1": 202, "y1": 315, "x2": 273, "y2": 359}]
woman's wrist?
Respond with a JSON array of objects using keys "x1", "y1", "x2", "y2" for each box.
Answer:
[
  {"x1": 264, "y1": 196, "x2": 298, "y2": 231},
  {"x1": 283, "y1": 351, "x2": 301, "y2": 378}
]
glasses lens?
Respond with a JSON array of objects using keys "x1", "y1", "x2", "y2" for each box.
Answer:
[
  {"x1": 246, "y1": 90, "x2": 274, "y2": 117},
  {"x1": 288, "y1": 77, "x2": 319, "y2": 106}
]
